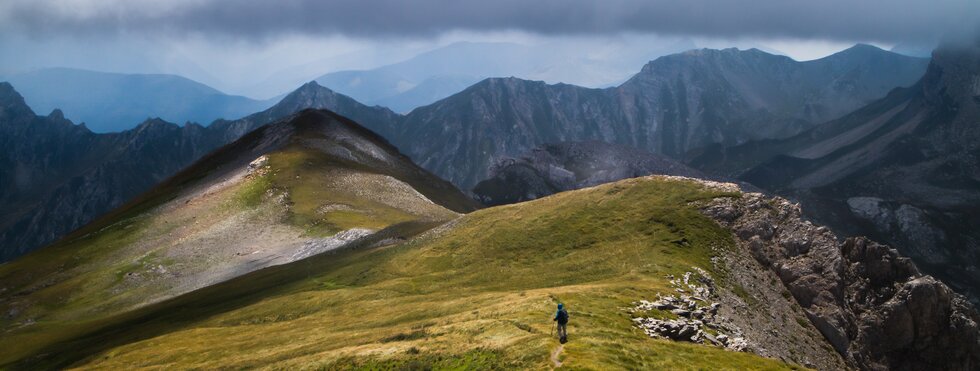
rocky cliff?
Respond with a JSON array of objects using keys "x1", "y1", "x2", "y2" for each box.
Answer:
[
  {"x1": 703, "y1": 189, "x2": 980, "y2": 370},
  {"x1": 695, "y1": 40, "x2": 980, "y2": 304},
  {"x1": 396, "y1": 45, "x2": 927, "y2": 189}
]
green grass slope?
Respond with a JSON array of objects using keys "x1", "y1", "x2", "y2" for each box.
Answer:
[
  {"x1": 0, "y1": 109, "x2": 477, "y2": 366},
  {"x1": 6, "y1": 177, "x2": 806, "y2": 370}
]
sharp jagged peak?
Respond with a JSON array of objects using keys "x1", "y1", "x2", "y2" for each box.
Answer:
[
  {"x1": 283, "y1": 80, "x2": 337, "y2": 100},
  {"x1": 268, "y1": 80, "x2": 370, "y2": 113},
  {"x1": 0, "y1": 81, "x2": 38, "y2": 120},
  {"x1": 0, "y1": 82, "x2": 31, "y2": 110}
]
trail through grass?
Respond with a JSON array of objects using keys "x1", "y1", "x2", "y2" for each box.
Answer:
[{"x1": 7, "y1": 178, "x2": 805, "y2": 370}]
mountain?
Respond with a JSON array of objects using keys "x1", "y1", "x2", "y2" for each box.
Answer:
[
  {"x1": 0, "y1": 81, "x2": 399, "y2": 262},
  {"x1": 2, "y1": 176, "x2": 975, "y2": 370},
  {"x1": 473, "y1": 141, "x2": 705, "y2": 205},
  {"x1": 316, "y1": 40, "x2": 698, "y2": 113},
  {"x1": 0, "y1": 108, "x2": 475, "y2": 367},
  {"x1": 394, "y1": 45, "x2": 929, "y2": 189},
  {"x1": 372, "y1": 74, "x2": 480, "y2": 113},
  {"x1": 209, "y1": 81, "x2": 400, "y2": 141},
  {"x1": 315, "y1": 42, "x2": 537, "y2": 112},
  {"x1": 6, "y1": 68, "x2": 276, "y2": 132},
  {"x1": 695, "y1": 41, "x2": 980, "y2": 303},
  {"x1": 0, "y1": 45, "x2": 930, "y2": 261}
]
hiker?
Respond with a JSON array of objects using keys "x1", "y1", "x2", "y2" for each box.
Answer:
[{"x1": 553, "y1": 303, "x2": 569, "y2": 343}]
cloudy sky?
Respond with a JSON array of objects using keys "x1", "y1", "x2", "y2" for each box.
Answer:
[{"x1": 1, "y1": 0, "x2": 977, "y2": 98}]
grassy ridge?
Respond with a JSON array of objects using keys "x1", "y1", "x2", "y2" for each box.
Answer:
[
  {"x1": 8, "y1": 177, "x2": 803, "y2": 369},
  {"x1": 0, "y1": 144, "x2": 458, "y2": 366}
]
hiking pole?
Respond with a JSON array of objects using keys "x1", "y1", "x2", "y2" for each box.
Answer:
[{"x1": 551, "y1": 321, "x2": 555, "y2": 338}]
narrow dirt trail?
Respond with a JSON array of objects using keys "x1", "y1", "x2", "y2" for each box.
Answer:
[{"x1": 550, "y1": 344, "x2": 564, "y2": 368}]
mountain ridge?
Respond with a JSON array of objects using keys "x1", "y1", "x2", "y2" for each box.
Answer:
[
  {"x1": 6, "y1": 68, "x2": 277, "y2": 132},
  {"x1": 0, "y1": 81, "x2": 401, "y2": 261},
  {"x1": 393, "y1": 44, "x2": 928, "y2": 189},
  {"x1": 0, "y1": 44, "x2": 931, "y2": 260},
  {"x1": 0, "y1": 108, "x2": 475, "y2": 368},
  {"x1": 691, "y1": 40, "x2": 980, "y2": 303}
]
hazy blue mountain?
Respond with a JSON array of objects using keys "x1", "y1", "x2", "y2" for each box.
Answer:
[
  {"x1": 372, "y1": 74, "x2": 483, "y2": 113},
  {"x1": 7, "y1": 68, "x2": 276, "y2": 132},
  {"x1": 315, "y1": 42, "x2": 535, "y2": 112},
  {"x1": 316, "y1": 40, "x2": 697, "y2": 113}
]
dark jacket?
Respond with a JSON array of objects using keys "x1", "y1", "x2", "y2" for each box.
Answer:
[{"x1": 554, "y1": 308, "x2": 569, "y2": 324}]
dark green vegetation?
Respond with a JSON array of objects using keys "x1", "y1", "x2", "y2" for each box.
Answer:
[{"x1": 3, "y1": 177, "x2": 803, "y2": 369}]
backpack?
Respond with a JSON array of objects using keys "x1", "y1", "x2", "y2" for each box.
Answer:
[{"x1": 556, "y1": 309, "x2": 569, "y2": 324}]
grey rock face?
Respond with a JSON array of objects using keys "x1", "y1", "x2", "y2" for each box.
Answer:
[
  {"x1": 703, "y1": 193, "x2": 980, "y2": 371},
  {"x1": 711, "y1": 40, "x2": 980, "y2": 304},
  {"x1": 472, "y1": 141, "x2": 704, "y2": 205},
  {"x1": 396, "y1": 45, "x2": 927, "y2": 189}
]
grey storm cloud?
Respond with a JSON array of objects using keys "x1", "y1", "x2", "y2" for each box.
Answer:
[{"x1": 3, "y1": 0, "x2": 978, "y2": 42}]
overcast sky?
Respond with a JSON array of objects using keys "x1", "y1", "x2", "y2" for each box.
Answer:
[{"x1": 1, "y1": 0, "x2": 976, "y2": 98}]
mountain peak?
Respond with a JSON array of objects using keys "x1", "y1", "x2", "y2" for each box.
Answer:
[
  {"x1": 0, "y1": 81, "x2": 35, "y2": 118},
  {"x1": 298, "y1": 80, "x2": 325, "y2": 90},
  {"x1": 0, "y1": 81, "x2": 25, "y2": 104},
  {"x1": 132, "y1": 117, "x2": 179, "y2": 133},
  {"x1": 262, "y1": 81, "x2": 346, "y2": 116},
  {"x1": 819, "y1": 43, "x2": 916, "y2": 63},
  {"x1": 847, "y1": 43, "x2": 884, "y2": 52}
]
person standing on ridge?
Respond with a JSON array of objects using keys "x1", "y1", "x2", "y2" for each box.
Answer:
[{"x1": 553, "y1": 303, "x2": 569, "y2": 343}]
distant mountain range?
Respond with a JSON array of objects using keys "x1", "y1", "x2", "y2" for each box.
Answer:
[
  {"x1": 394, "y1": 44, "x2": 929, "y2": 189},
  {"x1": 0, "y1": 44, "x2": 930, "y2": 262},
  {"x1": 6, "y1": 41, "x2": 980, "y2": 370},
  {"x1": 315, "y1": 40, "x2": 697, "y2": 113},
  {"x1": 6, "y1": 68, "x2": 276, "y2": 132}
]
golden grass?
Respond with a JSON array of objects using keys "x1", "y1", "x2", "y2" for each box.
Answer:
[{"x1": 10, "y1": 177, "x2": 805, "y2": 370}]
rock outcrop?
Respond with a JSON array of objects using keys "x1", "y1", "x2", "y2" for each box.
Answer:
[
  {"x1": 705, "y1": 40, "x2": 980, "y2": 305},
  {"x1": 702, "y1": 192, "x2": 980, "y2": 370}
]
